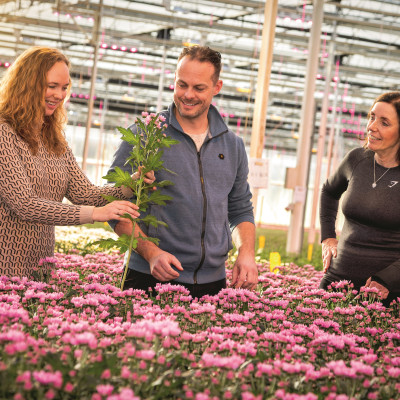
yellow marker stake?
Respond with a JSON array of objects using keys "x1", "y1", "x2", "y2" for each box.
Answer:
[
  {"x1": 269, "y1": 252, "x2": 281, "y2": 274},
  {"x1": 307, "y1": 243, "x2": 313, "y2": 261},
  {"x1": 258, "y1": 235, "x2": 266, "y2": 252}
]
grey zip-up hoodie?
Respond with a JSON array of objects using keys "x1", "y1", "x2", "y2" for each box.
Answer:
[{"x1": 108, "y1": 103, "x2": 254, "y2": 285}]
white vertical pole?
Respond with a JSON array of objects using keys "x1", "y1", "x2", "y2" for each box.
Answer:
[
  {"x1": 326, "y1": 81, "x2": 339, "y2": 179},
  {"x1": 82, "y1": 0, "x2": 103, "y2": 172},
  {"x1": 156, "y1": 45, "x2": 167, "y2": 113},
  {"x1": 249, "y1": 0, "x2": 278, "y2": 217},
  {"x1": 307, "y1": 23, "x2": 337, "y2": 258},
  {"x1": 95, "y1": 96, "x2": 108, "y2": 184},
  {"x1": 286, "y1": 0, "x2": 325, "y2": 255}
]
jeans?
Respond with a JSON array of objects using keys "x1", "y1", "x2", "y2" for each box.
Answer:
[{"x1": 123, "y1": 268, "x2": 226, "y2": 299}]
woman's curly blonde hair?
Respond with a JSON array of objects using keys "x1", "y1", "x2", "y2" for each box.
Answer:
[{"x1": 0, "y1": 46, "x2": 70, "y2": 156}]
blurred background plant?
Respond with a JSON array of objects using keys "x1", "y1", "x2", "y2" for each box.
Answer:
[
  {"x1": 55, "y1": 225, "x2": 117, "y2": 255},
  {"x1": 255, "y1": 227, "x2": 323, "y2": 271},
  {"x1": 57, "y1": 224, "x2": 323, "y2": 270}
]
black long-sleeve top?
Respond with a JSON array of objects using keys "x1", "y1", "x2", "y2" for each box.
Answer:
[{"x1": 320, "y1": 147, "x2": 400, "y2": 292}]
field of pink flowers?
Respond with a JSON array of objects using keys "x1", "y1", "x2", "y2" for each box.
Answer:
[{"x1": 1, "y1": 228, "x2": 400, "y2": 400}]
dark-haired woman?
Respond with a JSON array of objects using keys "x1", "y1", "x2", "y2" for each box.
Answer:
[{"x1": 320, "y1": 91, "x2": 400, "y2": 306}]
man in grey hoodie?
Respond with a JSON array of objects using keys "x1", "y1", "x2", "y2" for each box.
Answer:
[{"x1": 109, "y1": 45, "x2": 258, "y2": 298}]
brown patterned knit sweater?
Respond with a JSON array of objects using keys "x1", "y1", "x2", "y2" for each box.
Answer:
[{"x1": 0, "y1": 122, "x2": 130, "y2": 278}]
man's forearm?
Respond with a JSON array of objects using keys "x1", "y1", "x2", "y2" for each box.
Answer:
[
  {"x1": 232, "y1": 221, "x2": 256, "y2": 256},
  {"x1": 114, "y1": 220, "x2": 162, "y2": 262}
]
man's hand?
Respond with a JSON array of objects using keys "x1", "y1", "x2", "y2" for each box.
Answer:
[
  {"x1": 115, "y1": 220, "x2": 183, "y2": 282},
  {"x1": 231, "y1": 253, "x2": 258, "y2": 290},
  {"x1": 132, "y1": 169, "x2": 156, "y2": 186},
  {"x1": 230, "y1": 221, "x2": 258, "y2": 291},
  {"x1": 363, "y1": 277, "x2": 389, "y2": 300},
  {"x1": 149, "y1": 250, "x2": 183, "y2": 281},
  {"x1": 322, "y1": 238, "x2": 338, "y2": 273}
]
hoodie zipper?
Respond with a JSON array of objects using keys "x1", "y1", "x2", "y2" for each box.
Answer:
[
  {"x1": 183, "y1": 127, "x2": 229, "y2": 285},
  {"x1": 193, "y1": 150, "x2": 207, "y2": 284}
]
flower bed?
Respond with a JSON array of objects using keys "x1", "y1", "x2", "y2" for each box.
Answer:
[{"x1": 1, "y1": 227, "x2": 399, "y2": 400}]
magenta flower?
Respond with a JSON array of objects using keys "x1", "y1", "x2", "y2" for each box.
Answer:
[
  {"x1": 135, "y1": 350, "x2": 156, "y2": 360},
  {"x1": 101, "y1": 369, "x2": 111, "y2": 379},
  {"x1": 96, "y1": 384, "x2": 114, "y2": 396},
  {"x1": 32, "y1": 370, "x2": 63, "y2": 389},
  {"x1": 201, "y1": 353, "x2": 245, "y2": 369}
]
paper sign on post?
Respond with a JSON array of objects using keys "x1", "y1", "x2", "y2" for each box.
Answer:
[
  {"x1": 294, "y1": 185, "x2": 307, "y2": 204},
  {"x1": 248, "y1": 158, "x2": 269, "y2": 189}
]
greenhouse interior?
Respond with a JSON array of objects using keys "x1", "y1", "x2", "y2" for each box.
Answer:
[
  {"x1": 1, "y1": 0, "x2": 400, "y2": 399},
  {"x1": 2, "y1": 0, "x2": 400, "y2": 228}
]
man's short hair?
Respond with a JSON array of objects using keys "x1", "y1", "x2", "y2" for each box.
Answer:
[{"x1": 177, "y1": 46, "x2": 222, "y2": 83}]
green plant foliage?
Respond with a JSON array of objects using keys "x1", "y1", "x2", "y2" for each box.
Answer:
[
  {"x1": 92, "y1": 112, "x2": 179, "y2": 288},
  {"x1": 254, "y1": 228, "x2": 323, "y2": 270}
]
